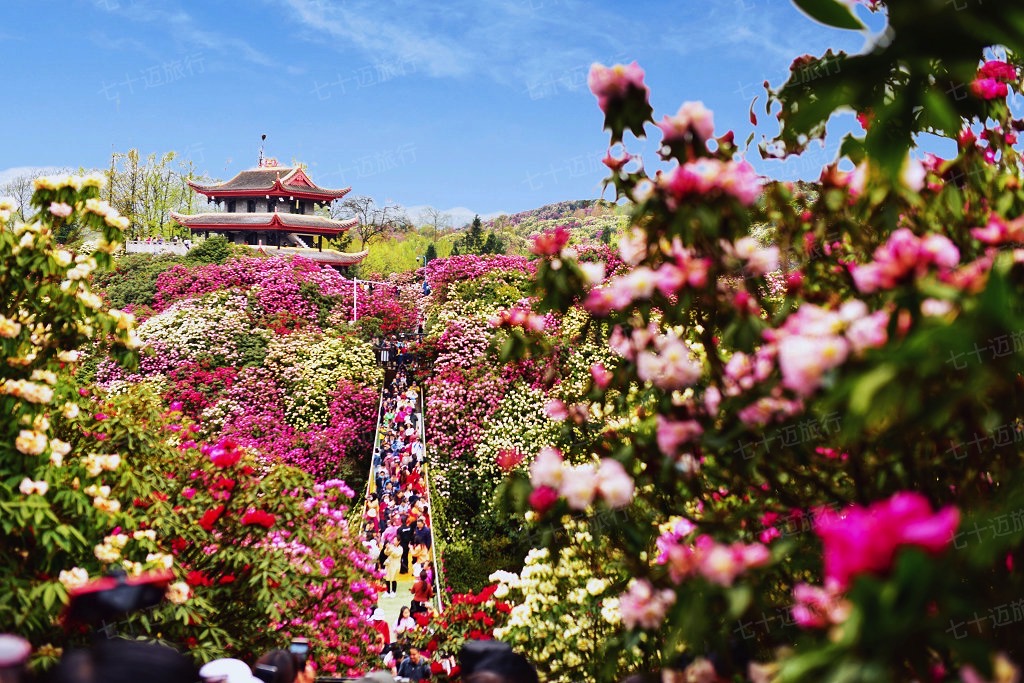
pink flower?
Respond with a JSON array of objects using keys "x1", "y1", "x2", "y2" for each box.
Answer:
[
  {"x1": 618, "y1": 227, "x2": 647, "y2": 266},
  {"x1": 209, "y1": 442, "x2": 242, "y2": 468},
  {"x1": 657, "y1": 101, "x2": 715, "y2": 143},
  {"x1": 588, "y1": 61, "x2": 649, "y2": 113},
  {"x1": 544, "y1": 399, "x2": 568, "y2": 421},
  {"x1": 560, "y1": 463, "x2": 597, "y2": 510},
  {"x1": 529, "y1": 446, "x2": 564, "y2": 489},
  {"x1": 662, "y1": 158, "x2": 763, "y2": 206},
  {"x1": 791, "y1": 581, "x2": 851, "y2": 629},
  {"x1": 699, "y1": 544, "x2": 746, "y2": 587},
  {"x1": 777, "y1": 334, "x2": 849, "y2": 397},
  {"x1": 654, "y1": 263, "x2": 686, "y2": 297},
  {"x1": 814, "y1": 492, "x2": 960, "y2": 589},
  {"x1": 590, "y1": 363, "x2": 613, "y2": 389},
  {"x1": 655, "y1": 416, "x2": 703, "y2": 458},
  {"x1": 48, "y1": 202, "x2": 72, "y2": 217},
  {"x1": 596, "y1": 458, "x2": 634, "y2": 508},
  {"x1": 618, "y1": 579, "x2": 676, "y2": 630},
  {"x1": 181, "y1": 487, "x2": 196, "y2": 500},
  {"x1": 971, "y1": 77, "x2": 1009, "y2": 100},
  {"x1": 602, "y1": 148, "x2": 632, "y2": 172}
]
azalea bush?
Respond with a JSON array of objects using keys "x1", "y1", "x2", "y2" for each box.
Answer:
[
  {"x1": 489, "y1": 1, "x2": 1024, "y2": 680},
  {"x1": 0, "y1": 174, "x2": 161, "y2": 656}
]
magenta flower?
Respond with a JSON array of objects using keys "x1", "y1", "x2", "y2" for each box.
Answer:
[
  {"x1": 978, "y1": 60, "x2": 1018, "y2": 82},
  {"x1": 971, "y1": 77, "x2": 1009, "y2": 100},
  {"x1": 814, "y1": 492, "x2": 960, "y2": 589},
  {"x1": 527, "y1": 485, "x2": 559, "y2": 514}
]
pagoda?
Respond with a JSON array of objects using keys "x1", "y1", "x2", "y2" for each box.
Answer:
[{"x1": 170, "y1": 158, "x2": 367, "y2": 269}]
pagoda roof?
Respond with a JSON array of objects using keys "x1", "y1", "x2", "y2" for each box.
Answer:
[
  {"x1": 253, "y1": 245, "x2": 369, "y2": 266},
  {"x1": 188, "y1": 167, "x2": 351, "y2": 201},
  {"x1": 170, "y1": 211, "x2": 357, "y2": 237}
]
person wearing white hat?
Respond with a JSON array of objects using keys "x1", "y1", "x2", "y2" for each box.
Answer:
[{"x1": 199, "y1": 658, "x2": 261, "y2": 683}]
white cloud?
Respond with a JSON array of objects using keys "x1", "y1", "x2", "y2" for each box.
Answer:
[
  {"x1": 278, "y1": 0, "x2": 474, "y2": 78},
  {"x1": 0, "y1": 166, "x2": 64, "y2": 187}
]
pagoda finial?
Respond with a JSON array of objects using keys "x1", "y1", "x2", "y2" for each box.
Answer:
[{"x1": 258, "y1": 134, "x2": 267, "y2": 167}]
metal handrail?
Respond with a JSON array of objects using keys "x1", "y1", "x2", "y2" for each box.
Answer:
[{"x1": 420, "y1": 387, "x2": 445, "y2": 613}]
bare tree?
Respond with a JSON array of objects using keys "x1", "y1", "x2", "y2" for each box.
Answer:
[
  {"x1": 331, "y1": 195, "x2": 411, "y2": 248},
  {"x1": 422, "y1": 206, "x2": 451, "y2": 242},
  {"x1": 0, "y1": 173, "x2": 41, "y2": 221}
]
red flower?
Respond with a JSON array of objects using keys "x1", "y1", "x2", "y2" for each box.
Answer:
[
  {"x1": 219, "y1": 574, "x2": 236, "y2": 585},
  {"x1": 530, "y1": 226, "x2": 571, "y2": 256},
  {"x1": 187, "y1": 570, "x2": 214, "y2": 587},
  {"x1": 240, "y1": 509, "x2": 276, "y2": 528},
  {"x1": 171, "y1": 537, "x2": 188, "y2": 553},
  {"x1": 198, "y1": 504, "x2": 226, "y2": 531},
  {"x1": 414, "y1": 612, "x2": 431, "y2": 626},
  {"x1": 211, "y1": 476, "x2": 236, "y2": 492},
  {"x1": 495, "y1": 449, "x2": 524, "y2": 472}
]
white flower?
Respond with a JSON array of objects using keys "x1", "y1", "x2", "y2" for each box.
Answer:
[
  {"x1": 16, "y1": 430, "x2": 48, "y2": 455},
  {"x1": 529, "y1": 446, "x2": 564, "y2": 489},
  {"x1": 618, "y1": 227, "x2": 647, "y2": 266},
  {"x1": 166, "y1": 581, "x2": 191, "y2": 605},
  {"x1": 59, "y1": 567, "x2": 90, "y2": 590},
  {"x1": 559, "y1": 463, "x2": 597, "y2": 510},
  {"x1": 0, "y1": 315, "x2": 21, "y2": 338}
]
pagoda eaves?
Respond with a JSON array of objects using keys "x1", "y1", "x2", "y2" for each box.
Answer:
[
  {"x1": 169, "y1": 211, "x2": 357, "y2": 237},
  {"x1": 188, "y1": 166, "x2": 351, "y2": 203}
]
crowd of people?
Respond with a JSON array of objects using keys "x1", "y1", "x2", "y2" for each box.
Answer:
[
  {"x1": 374, "y1": 335, "x2": 421, "y2": 370},
  {"x1": 0, "y1": 633, "x2": 541, "y2": 683},
  {"x1": 359, "y1": 365, "x2": 448, "y2": 676}
]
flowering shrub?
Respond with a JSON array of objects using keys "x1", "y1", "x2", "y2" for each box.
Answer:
[
  {"x1": 490, "y1": 523, "x2": 633, "y2": 683},
  {"x1": 0, "y1": 175, "x2": 163, "y2": 656},
  {"x1": 398, "y1": 585, "x2": 511, "y2": 678},
  {"x1": 490, "y1": 3, "x2": 1024, "y2": 680}
]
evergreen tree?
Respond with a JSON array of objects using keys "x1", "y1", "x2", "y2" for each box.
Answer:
[
  {"x1": 600, "y1": 223, "x2": 613, "y2": 245},
  {"x1": 481, "y1": 232, "x2": 504, "y2": 255},
  {"x1": 424, "y1": 242, "x2": 438, "y2": 263},
  {"x1": 464, "y1": 215, "x2": 484, "y2": 254}
]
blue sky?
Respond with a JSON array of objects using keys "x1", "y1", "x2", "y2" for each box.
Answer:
[{"x1": 0, "y1": 0, "x2": 876, "y2": 224}]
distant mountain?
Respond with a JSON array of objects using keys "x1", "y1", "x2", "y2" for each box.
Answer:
[{"x1": 482, "y1": 199, "x2": 628, "y2": 251}]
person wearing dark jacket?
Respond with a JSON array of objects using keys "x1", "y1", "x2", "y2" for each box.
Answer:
[
  {"x1": 412, "y1": 519, "x2": 432, "y2": 549},
  {"x1": 396, "y1": 647, "x2": 431, "y2": 681},
  {"x1": 398, "y1": 516, "x2": 415, "y2": 574}
]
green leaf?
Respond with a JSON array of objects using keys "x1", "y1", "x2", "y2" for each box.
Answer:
[
  {"x1": 792, "y1": 0, "x2": 865, "y2": 31},
  {"x1": 850, "y1": 363, "x2": 897, "y2": 416}
]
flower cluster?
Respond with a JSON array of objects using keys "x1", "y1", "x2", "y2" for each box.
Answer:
[
  {"x1": 654, "y1": 522, "x2": 770, "y2": 587},
  {"x1": 814, "y1": 491, "x2": 960, "y2": 589},
  {"x1": 528, "y1": 447, "x2": 635, "y2": 512}
]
